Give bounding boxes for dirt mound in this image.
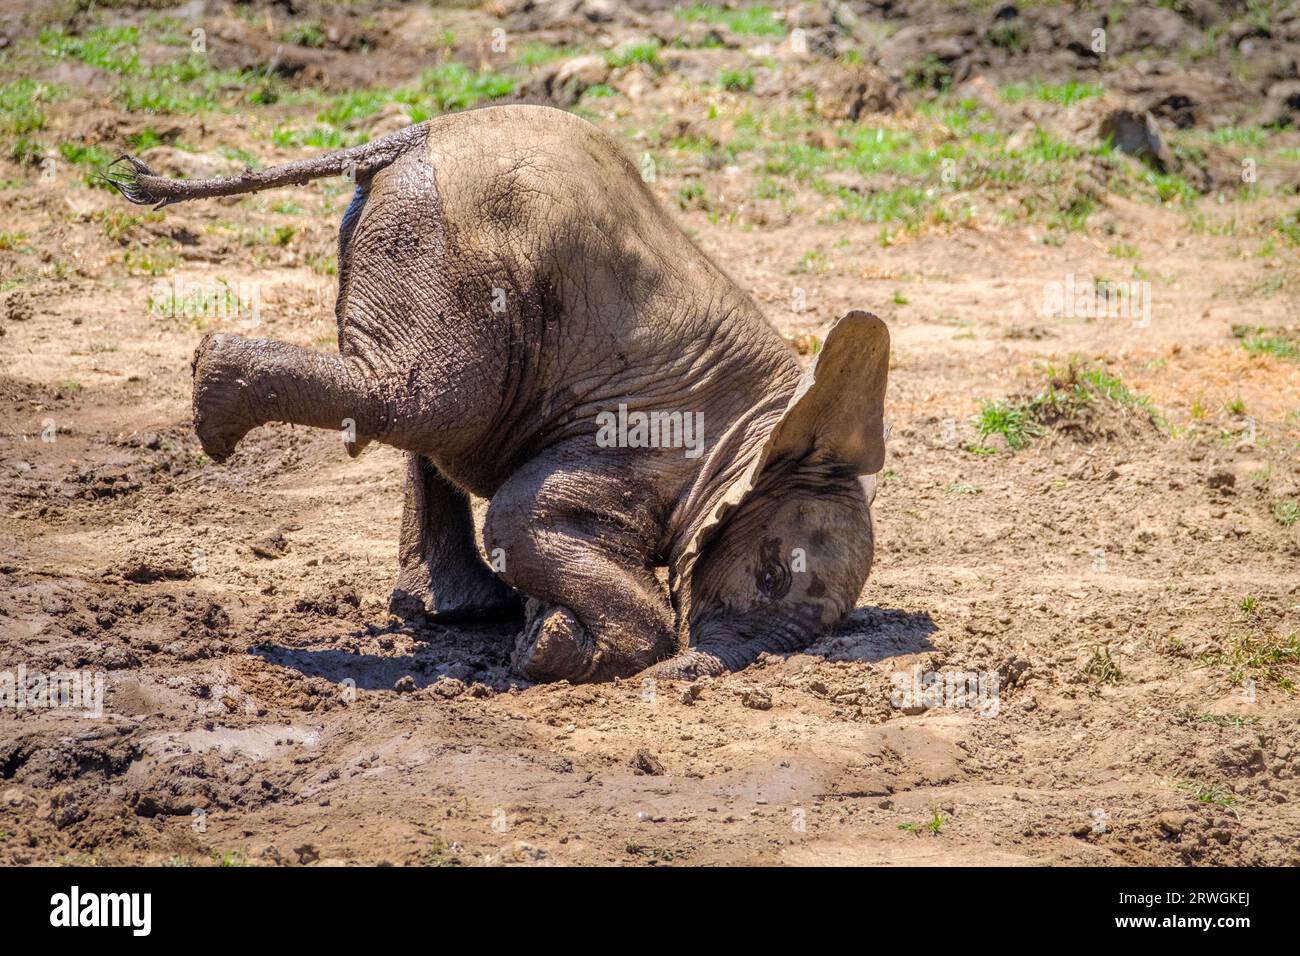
[1028,361,1168,445]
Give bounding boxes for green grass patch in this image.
[986,21,1027,52]
[1177,781,1238,807]
[1201,629,1298,691]
[125,128,171,152]
[898,810,946,836]
[58,141,118,189]
[422,837,462,867]
[677,180,707,210]
[806,100,1120,234]
[973,399,1044,451]
[272,64,517,146]
[1175,708,1260,729]
[419,62,516,113]
[116,55,243,113]
[0,79,63,135]
[33,19,514,122]
[971,359,1164,452]
[1232,324,1300,360]
[1273,209,1300,246]
[1145,170,1198,205]
[210,848,247,867]
[316,89,395,128]
[1072,365,1156,409]
[40,25,141,75]
[58,141,114,167]
[1035,360,1166,429]
[604,39,662,69]
[1017,129,1081,164]
[1209,126,1268,146]
[1001,80,1104,107]
[1083,646,1121,685]
[831,185,934,229]
[514,42,575,68]
[675,4,785,36]
[95,208,160,244]
[283,22,327,49]
[720,68,754,92]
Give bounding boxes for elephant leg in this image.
[190,332,393,462]
[389,453,521,622]
[484,458,677,683]
[501,551,676,684]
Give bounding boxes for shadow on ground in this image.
[250,616,520,690]
[803,606,939,663]
[251,604,937,689]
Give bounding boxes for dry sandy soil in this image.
[1,0,1298,866]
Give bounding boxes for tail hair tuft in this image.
[99,155,176,209]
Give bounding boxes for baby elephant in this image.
[107,105,889,683]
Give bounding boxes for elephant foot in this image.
[512,601,596,683]
[389,563,522,624]
[191,333,255,463]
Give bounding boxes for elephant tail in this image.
[101,122,429,209]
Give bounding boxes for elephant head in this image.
[650,310,890,680]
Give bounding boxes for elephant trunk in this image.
[639,617,809,681]
[639,648,728,681]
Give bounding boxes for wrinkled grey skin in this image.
[107,105,890,683]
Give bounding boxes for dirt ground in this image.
[1,0,1298,866]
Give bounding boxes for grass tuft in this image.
[1083,646,1121,685]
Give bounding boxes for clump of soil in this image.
[1028,360,1168,445]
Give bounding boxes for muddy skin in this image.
[109,104,890,684]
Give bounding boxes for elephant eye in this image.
[757,558,791,599]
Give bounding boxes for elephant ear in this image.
[669,310,890,629]
[760,309,890,475]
